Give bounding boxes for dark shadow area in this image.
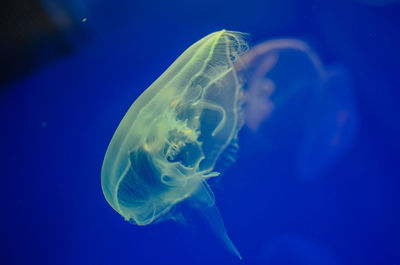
[0,0,90,89]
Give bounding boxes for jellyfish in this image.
[101,30,248,259]
[237,39,358,180]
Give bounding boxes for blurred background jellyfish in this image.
[297,65,358,179]
[238,39,358,180]
[258,235,340,265]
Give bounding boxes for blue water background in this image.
[1,0,399,264]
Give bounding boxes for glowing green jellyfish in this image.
[101,30,248,259]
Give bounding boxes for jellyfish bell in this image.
[101,30,247,259]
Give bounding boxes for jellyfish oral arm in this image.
[198,203,242,260]
[190,180,241,259]
[193,100,227,137]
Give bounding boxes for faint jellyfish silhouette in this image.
[297,65,358,179]
[258,235,340,265]
[237,39,358,180]
[101,30,248,259]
